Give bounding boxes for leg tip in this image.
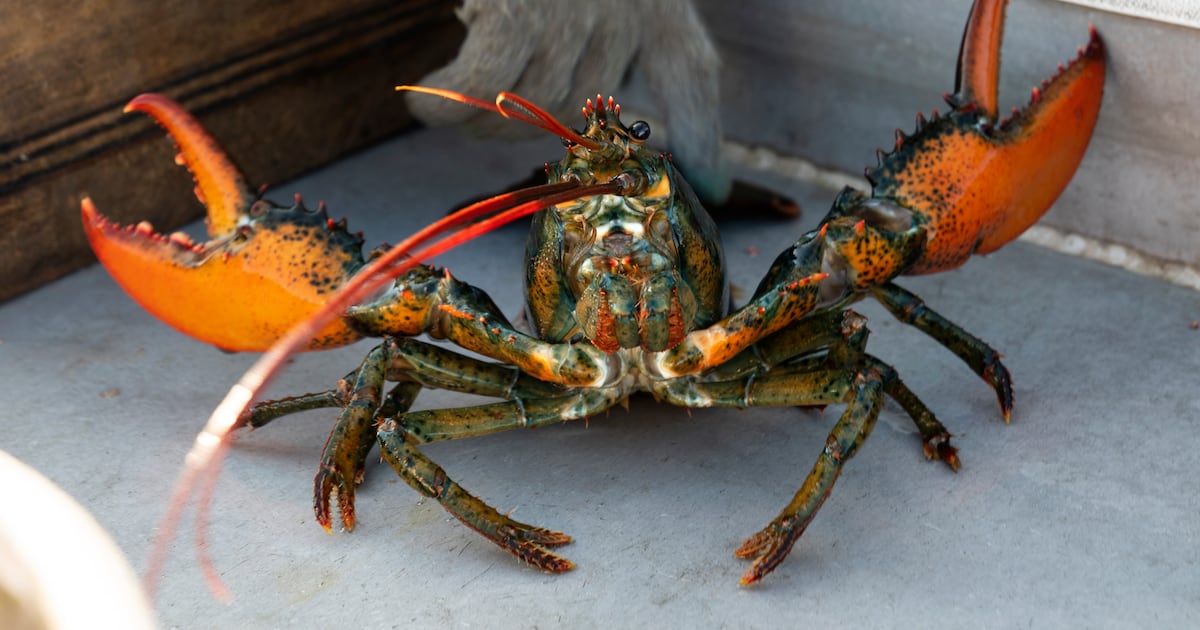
[923,434,961,471]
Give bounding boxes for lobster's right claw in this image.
[82,94,364,352]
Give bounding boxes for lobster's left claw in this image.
[82,94,364,352]
[951,1,1107,257]
[866,0,1106,276]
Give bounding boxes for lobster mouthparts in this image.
[81,94,364,352]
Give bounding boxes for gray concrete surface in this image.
[1,127,1197,628]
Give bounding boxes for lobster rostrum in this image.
[82,0,1104,586]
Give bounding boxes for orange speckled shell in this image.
[82,200,362,352]
[875,30,1105,275]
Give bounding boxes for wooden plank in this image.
[0,0,463,301]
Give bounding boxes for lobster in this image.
[81,0,1104,587]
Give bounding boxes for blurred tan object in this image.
[0,450,155,630]
[405,0,732,204]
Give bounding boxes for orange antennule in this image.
[398,85,602,150]
[494,92,603,150]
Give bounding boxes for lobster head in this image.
[530,96,728,354]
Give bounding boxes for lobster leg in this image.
[653,242,829,377]
[374,391,629,572]
[653,302,971,584]
[371,346,927,576]
[347,264,618,387]
[776,320,962,471]
[654,360,891,584]
[661,298,963,473]
[825,307,959,470]
[872,282,1013,422]
[381,337,568,400]
[285,332,628,570]
[376,425,575,571]
[882,372,961,470]
[241,390,347,430]
[313,346,418,532]
[733,364,886,585]
[661,346,957,473]
[696,309,852,383]
[391,387,626,444]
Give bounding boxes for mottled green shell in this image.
[523,156,726,346]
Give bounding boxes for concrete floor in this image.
[1,127,1198,628]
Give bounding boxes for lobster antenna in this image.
[398,85,603,150]
[146,178,623,600]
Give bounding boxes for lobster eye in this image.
[629,120,651,141]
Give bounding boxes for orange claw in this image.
[124,94,257,237]
[969,23,1106,257]
[954,0,1008,118]
[870,0,1106,275]
[82,95,364,352]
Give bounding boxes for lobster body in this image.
[527,144,727,352]
[81,0,1105,585]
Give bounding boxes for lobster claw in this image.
[865,0,1106,275]
[81,94,364,352]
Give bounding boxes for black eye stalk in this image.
[628,120,651,141]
